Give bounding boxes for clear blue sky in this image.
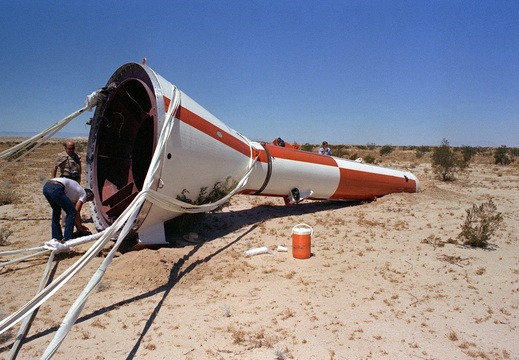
[1,1,518,146]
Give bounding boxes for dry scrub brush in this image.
[0,181,18,205]
[458,199,503,248]
[432,138,467,181]
[0,228,13,246]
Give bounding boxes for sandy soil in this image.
[0,140,518,359]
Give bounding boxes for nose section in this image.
[415,177,421,192]
[404,171,420,193]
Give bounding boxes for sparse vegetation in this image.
[0,137,517,359]
[432,138,466,181]
[458,199,503,248]
[227,325,277,348]
[415,146,431,158]
[144,343,156,350]
[299,143,315,152]
[5,142,37,162]
[176,176,237,211]
[459,145,477,164]
[329,144,349,158]
[421,235,445,249]
[364,154,376,164]
[90,318,107,329]
[0,228,13,246]
[0,183,18,205]
[494,145,513,165]
[447,330,459,342]
[379,145,394,156]
[74,141,87,154]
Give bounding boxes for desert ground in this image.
[0,139,518,360]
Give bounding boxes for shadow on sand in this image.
[166,199,362,246]
[1,199,362,358]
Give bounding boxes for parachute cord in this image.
[1,85,258,358]
[0,107,87,172]
[0,247,51,257]
[0,86,106,171]
[141,93,257,213]
[40,85,257,358]
[7,251,56,360]
[0,250,51,267]
[39,85,184,359]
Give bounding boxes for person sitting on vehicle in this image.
[318,141,332,156]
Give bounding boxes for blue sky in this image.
[1,1,517,146]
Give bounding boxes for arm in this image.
[74,200,90,233]
[52,165,58,178]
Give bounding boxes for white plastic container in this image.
[243,246,272,256]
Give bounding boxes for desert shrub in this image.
[5,142,36,162]
[432,139,465,181]
[421,235,445,249]
[364,154,376,164]
[415,146,431,159]
[330,145,349,158]
[366,143,376,150]
[299,143,315,152]
[476,147,493,157]
[0,228,13,246]
[75,141,87,154]
[494,145,513,165]
[176,176,236,212]
[458,199,503,248]
[459,145,477,164]
[379,145,394,156]
[348,152,359,161]
[0,187,18,205]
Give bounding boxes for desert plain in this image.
[0,139,518,359]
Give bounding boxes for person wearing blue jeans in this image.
[42,178,94,243]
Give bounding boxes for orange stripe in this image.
[263,144,337,166]
[331,168,416,200]
[163,96,171,113]
[176,106,253,158]
[163,95,334,167]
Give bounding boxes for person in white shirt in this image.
[42,178,94,243]
[318,141,332,156]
